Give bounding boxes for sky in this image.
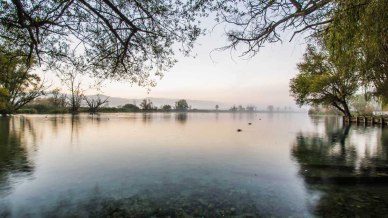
[40,20,308,110]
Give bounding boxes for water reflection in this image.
[142,113,152,124]
[1,113,314,217]
[175,113,187,124]
[0,117,36,196]
[292,116,388,216]
[2,113,388,217]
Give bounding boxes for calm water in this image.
[0,113,388,217]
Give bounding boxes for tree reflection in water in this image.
[175,113,188,124]
[0,116,37,215]
[292,116,388,217]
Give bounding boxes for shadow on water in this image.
[70,115,82,143]
[0,116,36,216]
[49,115,66,136]
[292,116,388,217]
[175,113,187,124]
[142,113,153,124]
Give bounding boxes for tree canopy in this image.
[175,99,189,111]
[0,49,45,115]
[290,44,358,117]
[0,87,8,111]
[1,0,387,106]
[323,0,388,102]
[122,103,140,112]
[215,0,334,56]
[0,0,206,86]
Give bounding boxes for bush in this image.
[16,108,38,114]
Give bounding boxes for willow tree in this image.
[324,0,388,103]
[290,44,359,117]
[0,0,206,86]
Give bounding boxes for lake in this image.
[0,113,388,217]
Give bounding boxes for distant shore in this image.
[10,109,305,115]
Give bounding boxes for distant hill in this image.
[88,95,227,110]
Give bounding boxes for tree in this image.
[175,99,189,111]
[65,75,83,114]
[84,94,109,113]
[0,50,45,115]
[215,104,219,111]
[140,99,154,111]
[122,104,140,112]
[246,105,256,112]
[0,87,8,112]
[0,0,206,85]
[161,104,172,112]
[229,105,237,112]
[57,58,87,114]
[267,105,274,112]
[215,0,335,56]
[215,0,388,103]
[290,44,359,117]
[350,95,375,115]
[238,105,245,112]
[50,88,67,108]
[323,0,388,102]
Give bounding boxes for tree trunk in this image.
[332,102,346,115]
[332,101,351,117]
[341,100,352,117]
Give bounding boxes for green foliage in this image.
[0,87,8,112]
[324,0,388,102]
[350,95,375,115]
[0,50,44,114]
[16,108,38,114]
[290,45,358,116]
[50,88,67,108]
[161,104,172,111]
[0,0,207,86]
[22,97,67,114]
[175,99,189,111]
[122,104,140,112]
[308,105,341,115]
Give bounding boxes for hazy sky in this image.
[40,20,307,110]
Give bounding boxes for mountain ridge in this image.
[87,95,227,110]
